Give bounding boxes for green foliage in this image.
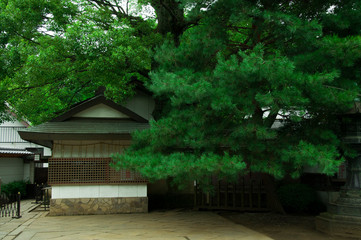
[1,180,27,197]
[277,183,325,214]
[0,0,158,124]
[1,0,361,190]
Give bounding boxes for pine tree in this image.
[112,0,361,188]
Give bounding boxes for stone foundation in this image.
[49,197,148,216]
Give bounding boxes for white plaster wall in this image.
[52,140,131,158]
[73,104,130,119]
[0,158,24,184]
[51,185,147,199]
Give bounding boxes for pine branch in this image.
[324,84,361,96]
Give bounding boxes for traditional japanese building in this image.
[18,86,154,215]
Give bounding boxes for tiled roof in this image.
[17,121,150,148]
[0,148,33,155]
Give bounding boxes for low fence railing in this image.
[34,184,50,211]
[0,192,21,218]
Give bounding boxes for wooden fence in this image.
[194,173,273,212]
[0,192,21,218]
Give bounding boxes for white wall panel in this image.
[99,185,118,198]
[73,104,130,119]
[137,185,147,196]
[51,186,60,198]
[59,186,80,198]
[51,185,147,199]
[78,185,99,198]
[119,185,139,197]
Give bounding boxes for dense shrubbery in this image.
[1,181,28,197]
[277,183,325,214]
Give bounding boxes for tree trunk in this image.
[150,0,186,44]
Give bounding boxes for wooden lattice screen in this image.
[48,158,147,185]
[194,173,269,211]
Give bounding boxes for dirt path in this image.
[220,212,357,240]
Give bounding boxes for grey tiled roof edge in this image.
[0,148,33,155]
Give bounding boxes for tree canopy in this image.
[1,0,361,189]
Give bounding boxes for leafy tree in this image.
[0,0,213,124]
[0,0,160,123]
[1,0,361,189]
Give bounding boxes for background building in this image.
[0,107,51,185]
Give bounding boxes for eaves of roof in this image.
[18,122,150,148]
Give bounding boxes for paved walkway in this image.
[1,200,273,240]
[0,200,44,240]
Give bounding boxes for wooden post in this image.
[13,192,21,219]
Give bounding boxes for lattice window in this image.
[48,158,146,185]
